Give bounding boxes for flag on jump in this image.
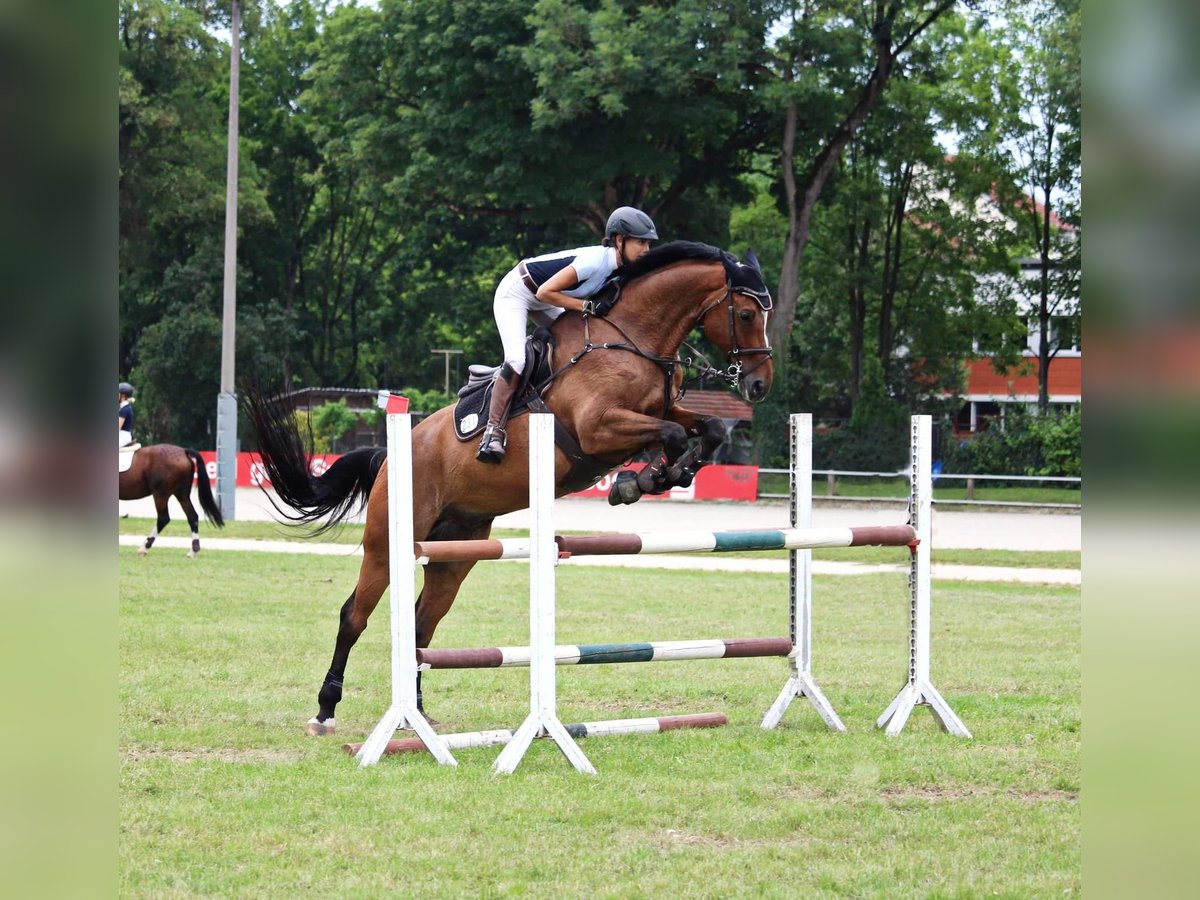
[377,390,410,414]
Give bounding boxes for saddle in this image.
[119,443,142,473]
[453,327,557,440]
[453,327,601,483]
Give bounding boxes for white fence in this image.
[758,468,1081,507]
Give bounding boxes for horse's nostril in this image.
[749,380,765,400]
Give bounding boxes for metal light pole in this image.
[216,0,241,520]
[430,348,463,395]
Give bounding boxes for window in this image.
[1051,315,1081,352]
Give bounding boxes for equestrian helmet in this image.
[119,382,135,397]
[605,206,658,241]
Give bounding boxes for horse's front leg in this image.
[663,408,727,488]
[580,410,689,505]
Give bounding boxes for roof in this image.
[679,389,754,423]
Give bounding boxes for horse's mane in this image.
[612,240,724,284]
[611,240,772,307]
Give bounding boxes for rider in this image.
[119,382,135,448]
[477,206,658,463]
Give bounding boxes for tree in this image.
[765,0,964,353]
[119,0,272,441]
[949,0,1080,414]
[522,0,774,236]
[1003,0,1080,413]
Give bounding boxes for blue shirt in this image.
[119,400,134,435]
[521,245,617,299]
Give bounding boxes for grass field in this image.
[119,547,1080,896]
[757,473,1081,506]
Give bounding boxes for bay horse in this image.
[242,241,774,735]
[119,444,225,556]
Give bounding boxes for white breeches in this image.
[493,268,565,374]
[119,430,133,448]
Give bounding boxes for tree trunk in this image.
[769,0,958,356]
[771,38,897,351]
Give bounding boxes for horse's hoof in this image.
[136,548,148,558]
[608,471,642,505]
[306,717,335,736]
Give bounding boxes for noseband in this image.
[694,281,774,388]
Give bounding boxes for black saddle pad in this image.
[453,328,556,440]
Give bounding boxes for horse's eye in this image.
[738,309,754,323]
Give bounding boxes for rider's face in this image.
[618,237,653,264]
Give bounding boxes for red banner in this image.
[198,453,758,502]
[567,462,758,501]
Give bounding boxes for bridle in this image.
[540,276,773,414]
[690,280,774,389]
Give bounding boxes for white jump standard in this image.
[353,406,970,773]
[876,416,972,737]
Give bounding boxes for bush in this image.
[1030,408,1081,476]
[813,422,910,472]
[307,400,359,454]
[941,406,1081,477]
[404,388,455,414]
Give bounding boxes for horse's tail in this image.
[185,448,225,528]
[240,383,386,534]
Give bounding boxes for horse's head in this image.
[697,250,775,403]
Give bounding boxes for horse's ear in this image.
[745,248,763,275]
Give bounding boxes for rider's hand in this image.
[581,299,597,317]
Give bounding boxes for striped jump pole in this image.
[876,416,972,738]
[417,637,794,669]
[342,712,728,758]
[414,524,916,564]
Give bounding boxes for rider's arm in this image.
[535,266,589,313]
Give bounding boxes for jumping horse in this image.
[119,444,225,556]
[242,241,775,735]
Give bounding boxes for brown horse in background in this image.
[119,444,225,556]
[242,241,774,735]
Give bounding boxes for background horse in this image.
[119,444,225,556]
[242,241,774,735]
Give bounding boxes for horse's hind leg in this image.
[138,493,171,557]
[309,548,389,736]
[413,518,492,717]
[175,492,202,557]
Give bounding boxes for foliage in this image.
[1029,405,1081,476]
[305,400,359,453]
[403,388,456,415]
[941,405,1081,477]
[118,0,1082,453]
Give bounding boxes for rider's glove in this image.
[581,299,597,317]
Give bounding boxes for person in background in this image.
[119,382,135,448]
[477,206,658,463]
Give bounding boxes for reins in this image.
[539,314,681,416]
[538,277,773,416]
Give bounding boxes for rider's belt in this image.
[517,261,538,294]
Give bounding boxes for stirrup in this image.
[476,424,508,462]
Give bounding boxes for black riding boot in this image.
[476,364,520,463]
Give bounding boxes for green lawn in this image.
[757,472,1081,505]
[120,548,1080,895]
